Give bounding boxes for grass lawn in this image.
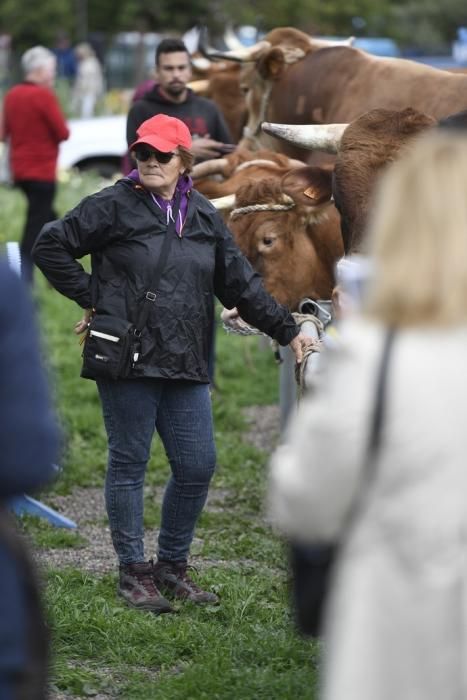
[0,175,319,699]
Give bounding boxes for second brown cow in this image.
[212,165,343,310]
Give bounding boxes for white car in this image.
[0,115,127,184]
[58,115,128,177]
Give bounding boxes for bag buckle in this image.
[146,291,157,301]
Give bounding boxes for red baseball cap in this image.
[130,114,192,152]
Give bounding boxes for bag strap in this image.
[133,193,181,334]
[364,326,395,469]
[343,326,396,529]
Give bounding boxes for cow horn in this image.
[308,35,355,49]
[287,158,308,168]
[210,194,236,210]
[192,158,229,179]
[199,36,271,63]
[223,26,246,51]
[182,25,202,55]
[187,79,210,93]
[190,56,212,72]
[261,122,348,153]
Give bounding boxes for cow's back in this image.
[268,47,467,128]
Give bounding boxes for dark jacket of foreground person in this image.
[0,258,60,699]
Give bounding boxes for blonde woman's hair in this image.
[74,42,96,60]
[364,131,467,327]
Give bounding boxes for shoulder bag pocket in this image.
[81,315,134,380]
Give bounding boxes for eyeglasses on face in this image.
[134,147,178,164]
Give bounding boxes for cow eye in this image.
[262,236,274,247]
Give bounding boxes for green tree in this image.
[0,0,74,51]
[3,0,467,56]
[388,0,467,50]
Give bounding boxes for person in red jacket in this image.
[1,46,69,282]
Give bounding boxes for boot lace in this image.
[133,561,160,595]
[178,564,203,594]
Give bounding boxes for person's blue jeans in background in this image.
[96,378,216,565]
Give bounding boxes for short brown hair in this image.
[178,146,194,173]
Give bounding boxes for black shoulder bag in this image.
[81,195,180,380]
[290,327,395,637]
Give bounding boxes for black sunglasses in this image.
[134,147,177,164]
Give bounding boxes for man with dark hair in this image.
[126,37,232,162]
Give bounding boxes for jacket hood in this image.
[127,170,193,194]
[126,171,193,234]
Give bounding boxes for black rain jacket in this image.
[32,178,299,383]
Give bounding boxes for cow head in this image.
[334,109,436,251]
[200,27,353,153]
[238,31,353,153]
[223,166,344,309]
[263,108,437,253]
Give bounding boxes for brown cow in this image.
[214,166,343,310]
[203,64,245,143]
[263,108,439,253]
[189,59,246,143]
[206,27,467,163]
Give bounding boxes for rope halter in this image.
[230,194,295,220]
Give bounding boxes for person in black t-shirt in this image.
[126,38,232,163]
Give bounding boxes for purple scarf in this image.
[128,170,192,236]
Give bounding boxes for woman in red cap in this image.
[33,113,312,613]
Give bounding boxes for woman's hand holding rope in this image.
[289,332,320,365]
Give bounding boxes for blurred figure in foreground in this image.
[269,131,467,700]
[71,42,104,118]
[1,46,69,282]
[0,258,60,698]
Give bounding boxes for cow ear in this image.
[257,47,286,80]
[281,167,334,208]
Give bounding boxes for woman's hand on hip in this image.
[74,308,93,335]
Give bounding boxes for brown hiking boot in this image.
[153,560,219,605]
[118,561,173,613]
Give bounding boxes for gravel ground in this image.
[37,404,280,575]
[242,404,280,453]
[37,404,280,699]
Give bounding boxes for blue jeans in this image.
[96,378,216,565]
